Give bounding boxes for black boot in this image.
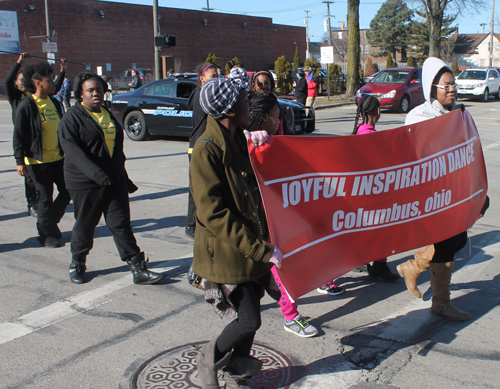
[196,338,232,389]
[126,252,166,285]
[69,256,87,284]
[368,261,399,281]
[223,355,263,389]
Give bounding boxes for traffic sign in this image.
[42,42,57,53]
[321,46,334,64]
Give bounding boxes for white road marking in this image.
[483,141,500,151]
[0,256,191,345]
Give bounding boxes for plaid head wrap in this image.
[200,67,250,119]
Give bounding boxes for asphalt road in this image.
[0,99,499,389]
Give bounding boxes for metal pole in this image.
[153,0,161,80]
[305,10,310,60]
[490,0,495,67]
[45,0,51,42]
[323,1,333,46]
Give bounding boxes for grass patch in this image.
[315,94,355,106]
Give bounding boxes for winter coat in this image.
[57,102,127,190]
[189,115,274,284]
[405,58,455,125]
[294,77,308,103]
[307,74,318,97]
[129,74,142,90]
[13,95,64,166]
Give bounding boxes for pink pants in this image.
[271,266,299,321]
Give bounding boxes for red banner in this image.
[248,110,488,300]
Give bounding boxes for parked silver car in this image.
[456,68,500,101]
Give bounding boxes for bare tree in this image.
[413,0,485,57]
[347,0,360,96]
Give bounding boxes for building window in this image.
[365,45,369,54]
[360,45,363,54]
[338,31,342,39]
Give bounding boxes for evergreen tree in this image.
[225,57,242,75]
[407,15,457,56]
[293,47,301,69]
[367,0,413,59]
[407,56,415,67]
[275,56,293,95]
[415,0,479,57]
[304,58,320,75]
[386,54,395,68]
[418,57,424,66]
[451,59,460,76]
[206,53,221,69]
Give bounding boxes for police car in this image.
[111,75,314,141]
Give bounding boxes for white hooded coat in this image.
[405,57,455,125]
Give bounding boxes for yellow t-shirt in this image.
[25,96,62,165]
[82,103,116,157]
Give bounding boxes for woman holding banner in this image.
[190,67,282,388]
[401,57,471,321]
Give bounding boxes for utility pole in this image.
[305,10,310,60]
[323,1,334,46]
[45,0,51,42]
[153,0,161,80]
[490,0,495,67]
[202,1,214,11]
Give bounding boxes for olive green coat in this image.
[190,115,274,284]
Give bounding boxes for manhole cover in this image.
[133,341,294,389]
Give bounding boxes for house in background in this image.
[453,32,500,68]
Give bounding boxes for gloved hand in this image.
[243,130,268,146]
[268,246,283,268]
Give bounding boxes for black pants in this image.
[216,282,263,357]
[432,231,468,263]
[69,178,140,261]
[25,173,38,207]
[28,159,71,238]
[186,153,196,229]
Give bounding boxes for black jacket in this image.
[57,103,127,190]
[187,86,208,149]
[294,77,308,102]
[5,62,65,124]
[13,95,64,166]
[129,74,142,90]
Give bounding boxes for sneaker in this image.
[317,282,344,296]
[284,315,318,338]
[44,236,60,248]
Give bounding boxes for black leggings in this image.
[432,231,467,263]
[216,282,263,357]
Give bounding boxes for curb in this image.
[315,102,356,110]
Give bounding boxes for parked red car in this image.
[356,67,424,113]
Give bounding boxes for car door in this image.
[167,80,197,136]
[139,80,177,134]
[488,69,500,95]
[407,69,424,106]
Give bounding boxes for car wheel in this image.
[124,111,149,141]
[495,88,500,100]
[481,89,489,102]
[398,95,410,113]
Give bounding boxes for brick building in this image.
[1,0,306,85]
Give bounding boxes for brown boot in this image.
[223,354,263,389]
[196,338,232,389]
[430,262,471,321]
[396,245,435,298]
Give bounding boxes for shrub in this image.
[275,56,293,95]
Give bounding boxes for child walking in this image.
[248,92,319,338]
[351,95,399,281]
